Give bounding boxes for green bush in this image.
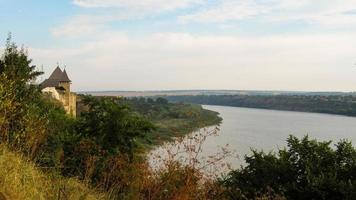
[221,135,356,200]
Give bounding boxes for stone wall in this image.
[68,92,77,118]
[41,87,77,118]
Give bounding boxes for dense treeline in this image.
[165,95,356,116]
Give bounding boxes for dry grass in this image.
[0,144,106,200]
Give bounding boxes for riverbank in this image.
[165,94,356,117]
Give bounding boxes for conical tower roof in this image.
[61,69,71,82]
[40,66,71,89]
[48,66,63,80]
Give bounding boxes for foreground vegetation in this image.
[166,95,356,117]
[221,135,356,200]
[1,36,355,199]
[0,36,224,199]
[0,145,105,200]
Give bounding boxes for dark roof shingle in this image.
[48,66,63,80]
[61,69,71,82]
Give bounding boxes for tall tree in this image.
[0,34,44,153]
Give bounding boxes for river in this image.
[149,105,356,173]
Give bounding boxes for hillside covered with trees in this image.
[122,97,222,147]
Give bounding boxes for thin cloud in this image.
[72,0,204,13]
[54,0,204,37]
[179,0,268,23]
[179,0,356,26]
[43,1,356,91]
[33,32,356,91]
[51,15,102,37]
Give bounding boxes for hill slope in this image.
[0,145,105,200]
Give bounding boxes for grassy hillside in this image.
[0,145,105,200]
[148,103,221,144]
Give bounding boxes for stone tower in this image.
[40,66,77,117]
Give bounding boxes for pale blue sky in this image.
[1,0,356,91]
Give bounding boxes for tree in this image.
[61,96,155,186]
[156,97,169,105]
[0,35,76,164]
[0,34,42,84]
[75,96,155,157]
[0,34,45,153]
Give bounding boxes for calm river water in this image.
[150,105,356,172]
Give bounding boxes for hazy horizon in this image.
[2,1,356,92]
[79,89,356,95]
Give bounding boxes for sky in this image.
[1,0,356,92]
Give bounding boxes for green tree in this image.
[75,96,154,157]
[0,34,75,164]
[61,96,155,187]
[0,34,44,152]
[156,97,169,105]
[0,34,42,84]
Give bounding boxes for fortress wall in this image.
[41,87,77,118]
[42,87,61,100]
[69,93,77,118]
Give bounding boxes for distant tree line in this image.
[165,95,356,116]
